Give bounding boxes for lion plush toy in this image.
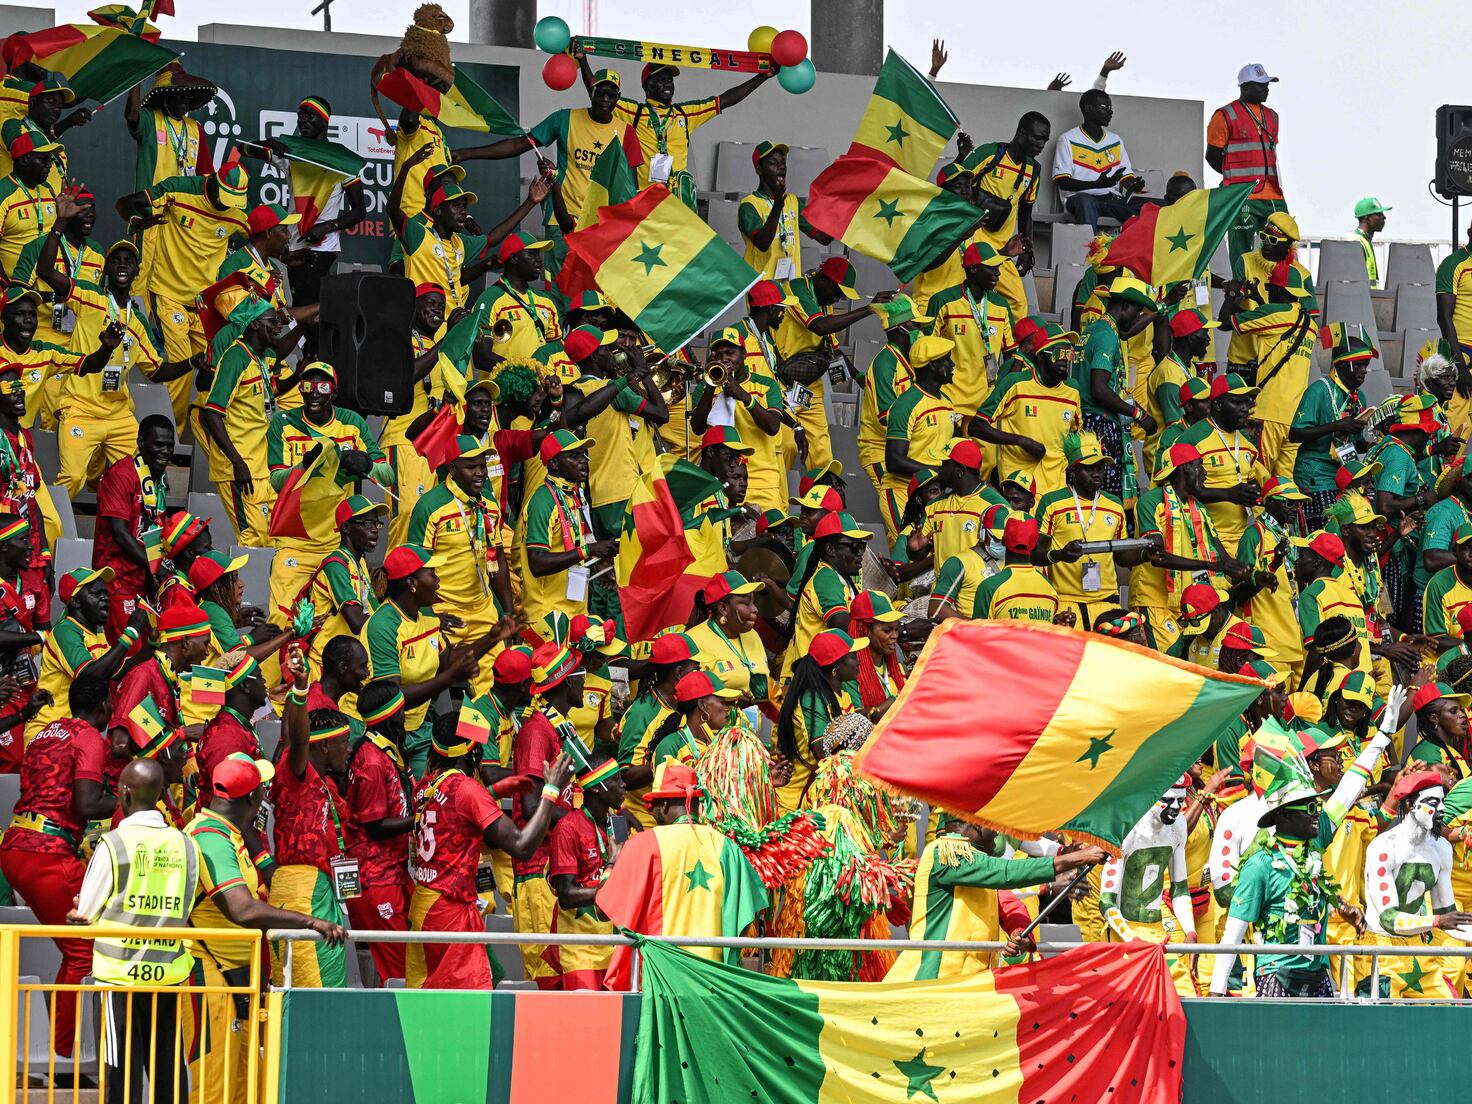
[392,4,455,90]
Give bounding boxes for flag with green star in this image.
[1100,182,1255,286]
[848,48,959,180]
[853,619,1265,853]
[630,936,1186,1103]
[804,155,984,283]
[594,819,767,990]
[558,185,760,354]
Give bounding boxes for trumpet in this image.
[703,360,749,388]
[651,361,687,396]
[490,318,515,344]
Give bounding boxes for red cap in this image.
[641,62,676,83]
[1002,516,1039,554]
[383,545,432,581]
[1458,603,1472,637]
[1389,769,1447,804]
[564,326,611,362]
[747,280,787,308]
[650,633,704,665]
[415,282,445,299]
[491,645,534,684]
[1334,466,1355,491]
[945,439,983,470]
[157,601,211,639]
[1307,532,1346,565]
[808,629,865,667]
[496,233,537,264]
[212,756,272,799]
[1170,310,1211,338]
[1180,582,1221,618]
[1012,317,1042,349]
[246,204,292,236]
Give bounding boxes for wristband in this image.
[540,783,561,802]
[288,687,309,705]
[118,625,139,646]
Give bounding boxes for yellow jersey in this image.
[142,176,248,302]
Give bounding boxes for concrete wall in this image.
[1,3,53,31]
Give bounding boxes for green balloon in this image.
[534,16,572,54]
[777,58,816,94]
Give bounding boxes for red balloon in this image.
[542,53,578,91]
[770,29,808,68]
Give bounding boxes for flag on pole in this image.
[190,665,228,707]
[1100,183,1255,286]
[577,133,640,231]
[268,441,341,541]
[854,619,1266,853]
[558,187,760,354]
[455,695,495,744]
[270,134,368,235]
[804,155,984,283]
[616,464,697,641]
[125,694,175,754]
[375,64,521,134]
[847,48,959,180]
[411,403,460,469]
[141,525,163,574]
[11,24,178,104]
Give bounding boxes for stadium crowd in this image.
[5,15,1472,1090]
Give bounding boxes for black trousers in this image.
[102,987,184,1104]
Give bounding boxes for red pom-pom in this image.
[770,29,808,68]
[542,54,578,91]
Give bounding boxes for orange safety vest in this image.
[1216,101,1280,189]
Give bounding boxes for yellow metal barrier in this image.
[1,926,275,1104]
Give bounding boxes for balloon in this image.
[777,58,816,95]
[770,30,808,68]
[542,54,578,91]
[747,25,778,54]
[533,16,572,54]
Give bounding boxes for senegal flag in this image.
[12,24,177,104]
[271,134,368,235]
[855,620,1265,853]
[190,665,228,708]
[376,65,521,135]
[596,820,766,990]
[268,439,340,542]
[125,694,171,754]
[632,938,1184,1104]
[847,48,959,180]
[577,132,640,231]
[1101,183,1254,286]
[617,465,696,642]
[559,187,761,355]
[805,156,984,283]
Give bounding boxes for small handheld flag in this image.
[126,694,174,754]
[190,665,228,707]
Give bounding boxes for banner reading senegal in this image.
[855,620,1265,852]
[572,34,775,74]
[633,938,1185,1104]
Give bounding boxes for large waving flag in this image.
[268,441,340,542]
[847,48,960,180]
[1101,183,1254,286]
[617,464,697,642]
[11,25,178,104]
[558,187,761,354]
[270,134,368,235]
[804,155,984,283]
[87,4,163,40]
[855,620,1265,853]
[577,133,640,231]
[596,820,767,990]
[376,64,521,135]
[632,939,1183,1104]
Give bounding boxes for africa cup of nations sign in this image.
[64,40,520,266]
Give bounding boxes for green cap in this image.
[1354,197,1391,218]
[870,294,931,329]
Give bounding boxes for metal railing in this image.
[1,926,269,1104]
[267,927,1472,1003]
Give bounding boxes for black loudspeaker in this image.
[1435,105,1472,199]
[318,272,416,415]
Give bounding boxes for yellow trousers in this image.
[215,479,274,547]
[1256,419,1299,481]
[268,542,329,622]
[1365,930,1454,998]
[791,377,832,471]
[512,874,559,986]
[187,957,253,1104]
[1074,866,1107,943]
[58,407,135,495]
[1109,919,1200,996]
[442,594,504,696]
[154,294,205,429]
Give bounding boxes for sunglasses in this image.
[299,379,334,396]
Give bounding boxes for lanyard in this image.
[744,316,779,373]
[582,808,612,868]
[451,494,492,596]
[963,287,994,348]
[59,237,82,283]
[644,102,679,154]
[429,226,460,296]
[163,115,193,175]
[324,779,347,856]
[710,619,756,673]
[106,294,133,367]
[495,280,547,340]
[1211,420,1243,472]
[545,477,590,553]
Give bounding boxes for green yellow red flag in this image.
[375,65,521,134]
[631,937,1184,1104]
[1100,183,1254,286]
[455,695,495,744]
[847,48,959,180]
[854,620,1265,853]
[125,693,175,755]
[267,439,340,542]
[616,463,697,641]
[12,24,177,104]
[577,132,641,231]
[190,665,228,708]
[804,155,983,283]
[268,135,368,235]
[558,186,760,354]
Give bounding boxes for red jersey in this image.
[306,682,339,712]
[0,572,42,762]
[510,708,574,877]
[197,708,259,796]
[95,457,168,596]
[345,736,411,890]
[0,425,49,569]
[106,656,181,784]
[547,809,609,887]
[410,768,501,903]
[2,718,106,855]
[270,759,348,872]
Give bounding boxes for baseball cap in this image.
[157,601,212,642]
[1338,491,1385,526]
[415,283,445,299]
[1179,376,1213,403]
[1222,620,1268,653]
[1334,458,1380,490]
[383,544,432,581]
[1170,309,1220,339]
[1102,276,1156,310]
[1333,670,1377,708]
[496,233,552,264]
[540,428,593,463]
[1032,322,1080,356]
[812,511,870,540]
[569,290,611,315]
[908,334,954,368]
[1454,522,1472,547]
[708,325,745,350]
[704,570,761,604]
[187,549,249,591]
[212,753,275,799]
[247,203,301,236]
[214,162,250,209]
[1211,372,1259,398]
[564,324,617,362]
[817,256,860,299]
[1412,681,1472,712]
[850,590,904,624]
[700,426,753,454]
[1000,469,1037,496]
[491,644,534,685]
[943,438,984,471]
[452,434,496,461]
[1305,530,1346,565]
[870,293,932,328]
[1178,583,1223,634]
[790,485,844,511]
[427,180,478,210]
[336,493,388,528]
[1154,442,1202,479]
[1062,430,1111,466]
[1236,63,1279,85]
[6,128,60,160]
[1002,516,1040,554]
[935,161,970,188]
[808,629,868,667]
[641,62,678,83]
[962,241,1006,268]
[797,460,844,495]
[1261,476,1307,502]
[590,67,621,88]
[58,566,114,604]
[1354,197,1391,219]
[2,286,41,310]
[675,670,740,704]
[748,280,798,309]
[752,139,788,168]
[649,632,710,665]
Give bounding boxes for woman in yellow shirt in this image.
[685,570,770,711]
[774,630,863,814]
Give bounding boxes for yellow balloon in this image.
[748,25,778,54]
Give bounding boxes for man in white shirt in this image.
[1052,90,1149,229]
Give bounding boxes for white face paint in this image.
[1155,788,1189,826]
[1411,791,1446,833]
